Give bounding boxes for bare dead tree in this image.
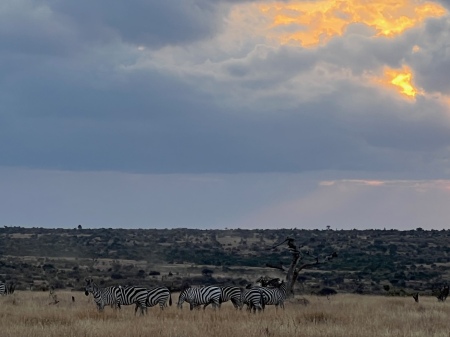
[265,236,337,297]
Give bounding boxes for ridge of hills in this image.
[1,226,449,295]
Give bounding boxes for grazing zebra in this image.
[177,286,221,310]
[195,286,243,310]
[240,288,265,313]
[251,278,287,310]
[145,286,172,310]
[117,286,148,315]
[84,278,121,311]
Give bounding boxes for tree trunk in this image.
[266,237,337,298]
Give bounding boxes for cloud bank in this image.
[1,0,450,229]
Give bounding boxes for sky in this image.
[1,0,450,230]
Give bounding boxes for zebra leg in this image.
[231,298,240,309]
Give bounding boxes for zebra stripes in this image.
[241,288,265,313]
[117,286,148,315]
[177,286,221,310]
[84,278,121,311]
[193,286,243,310]
[0,282,15,296]
[145,286,172,310]
[84,279,173,314]
[251,278,287,310]
[83,278,287,315]
[0,282,7,296]
[219,286,242,309]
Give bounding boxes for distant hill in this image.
[1,226,449,296]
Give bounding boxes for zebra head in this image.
[84,278,95,296]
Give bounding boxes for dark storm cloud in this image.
[2,70,449,175]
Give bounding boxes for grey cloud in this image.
[51,0,226,48]
[438,0,450,9]
[320,24,421,75]
[0,0,230,59]
[0,1,80,57]
[409,17,450,94]
[2,70,449,176]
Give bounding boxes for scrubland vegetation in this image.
[2,227,450,295]
[1,291,449,337]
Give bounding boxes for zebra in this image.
[194,286,243,310]
[240,287,265,313]
[145,286,172,310]
[84,278,121,311]
[117,285,148,315]
[0,282,15,296]
[177,286,221,310]
[251,277,287,310]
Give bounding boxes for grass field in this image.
[0,291,449,337]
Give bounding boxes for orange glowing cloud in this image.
[258,0,446,47]
[381,66,422,98]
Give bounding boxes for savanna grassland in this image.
[1,291,449,337]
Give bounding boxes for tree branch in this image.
[266,263,288,272]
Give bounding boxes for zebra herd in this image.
[84,277,287,314]
[84,278,172,314]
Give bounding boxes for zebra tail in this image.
[259,289,265,311]
[169,292,172,306]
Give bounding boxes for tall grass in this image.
[1,291,449,337]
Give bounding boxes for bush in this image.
[111,273,123,280]
[317,287,337,296]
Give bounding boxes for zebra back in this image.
[145,286,172,310]
[219,286,242,308]
[118,286,148,315]
[241,288,265,313]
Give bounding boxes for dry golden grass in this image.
[1,291,449,337]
